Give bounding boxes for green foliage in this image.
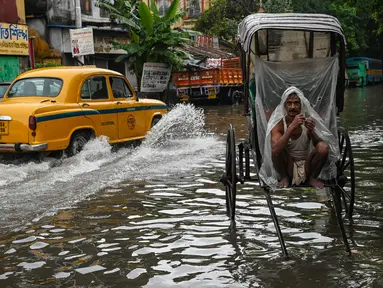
[263,0,292,13]
[97,0,140,29]
[371,0,383,35]
[195,0,249,42]
[23,62,62,72]
[35,62,62,68]
[97,0,192,91]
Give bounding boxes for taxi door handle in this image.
[116,101,123,105]
[82,103,90,107]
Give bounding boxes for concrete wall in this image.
[81,0,111,24]
[26,0,110,25]
[47,0,75,25]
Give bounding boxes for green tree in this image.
[98,0,192,90]
[195,0,292,41]
[372,0,383,35]
[263,0,292,13]
[195,0,254,42]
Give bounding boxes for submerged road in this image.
[0,85,383,287]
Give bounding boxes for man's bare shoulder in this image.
[271,119,284,134]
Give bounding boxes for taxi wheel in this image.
[67,131,90,156]
[151,117,161,129]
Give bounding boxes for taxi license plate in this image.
[208,94,217,99]
[0,121,9,135]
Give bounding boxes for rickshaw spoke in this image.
[224,124,237,220]
[340,189,349,215]
[339,161,350,175]
[331,186,351,254]
[341,144,348,170]
[337,127,356,220]
[338,185,351,200]
[339,135,345,154]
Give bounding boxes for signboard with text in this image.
[69,27,94,57]
[0,23,29,56]
[140,62,171,93]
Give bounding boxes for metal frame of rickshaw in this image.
[221,14,356,259]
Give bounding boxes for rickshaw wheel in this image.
[225,125,237,220]
[337,127,355,220]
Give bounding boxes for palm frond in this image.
[138,2,154,35]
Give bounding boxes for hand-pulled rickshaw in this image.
[220,13,355,258]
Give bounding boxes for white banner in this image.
[69,27,94,57]
[140,62,171,92]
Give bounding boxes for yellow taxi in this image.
[0,66,167,157]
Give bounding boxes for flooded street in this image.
[1,85,383,287]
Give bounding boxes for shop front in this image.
[0,22,29,82]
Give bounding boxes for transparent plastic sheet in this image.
[254,56,341,189]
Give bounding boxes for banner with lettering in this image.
[0,23,29,56]
[69,28,94,57]
[140,62,171,93]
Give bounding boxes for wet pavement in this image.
[1,85,383,287]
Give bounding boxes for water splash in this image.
[143,103,206,148]
[0,104,223,229]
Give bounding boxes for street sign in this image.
[69,27,94,57]
[140,62,171,93]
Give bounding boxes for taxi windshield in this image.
[7,77,63,97]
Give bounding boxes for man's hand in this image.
[304,117,316,134]
[288,114,305,131]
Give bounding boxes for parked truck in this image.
[172,58,243,104]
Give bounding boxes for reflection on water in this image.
[1,86,383,287]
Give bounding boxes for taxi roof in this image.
[17,66,123,80]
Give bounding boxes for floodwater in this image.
[0,85,383,287]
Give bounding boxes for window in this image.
[81,76,109,100]
[369,61,382,70]
[100,7,109,18]
[7,78,63,97]
[157,0,170,16]
[188,0,201,18]
[109,77,133,99]
[81,0,92,15]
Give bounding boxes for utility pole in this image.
[75,0,84,65]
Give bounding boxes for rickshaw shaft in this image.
[265,188,289,258]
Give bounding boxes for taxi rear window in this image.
[7,77,63,97]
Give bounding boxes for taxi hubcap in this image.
[73,136,87,154]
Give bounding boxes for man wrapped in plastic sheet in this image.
[253,55,341,190]
[260,86,340,190]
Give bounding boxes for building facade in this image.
[24,0,211,88]
[0,0,29,82]
[25,0,135,81]
[142,0,211,27]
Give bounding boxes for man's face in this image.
[284,94,301,117]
